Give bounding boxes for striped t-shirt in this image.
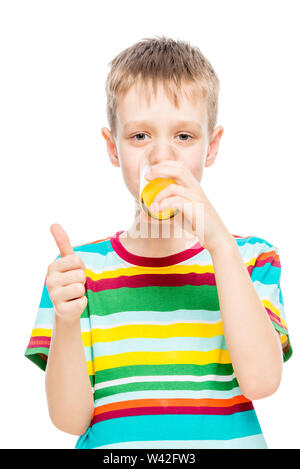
[24,230,292,449]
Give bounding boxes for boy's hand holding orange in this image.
[145,160,233,253]
[46,223,87,322]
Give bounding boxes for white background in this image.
[0,0,299,449]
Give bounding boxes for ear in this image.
[205,126,224,168]
[101,127,120,168]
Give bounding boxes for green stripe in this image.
[270,322,293,363]
[85,285,220,317]
[283,344,293,363]
[24,348,48,371]
[95,363,234,384]
[271,322,289,336]
[94,378,239,400]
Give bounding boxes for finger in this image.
[148,183,189,209]
[59,268,86,286]
[56,283,86,302]
[55,296,87,316]
[158,196,202,235]
[50,223,74,258]
[155,195,190,214]
[54,254,85,273]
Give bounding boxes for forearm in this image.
[45,315,94,435]
[209,236,283,400]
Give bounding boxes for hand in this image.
[145,160,233,253]
[46,223,87,322]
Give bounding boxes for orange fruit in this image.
[140,177,180,220]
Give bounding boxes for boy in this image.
[24,36,292,449]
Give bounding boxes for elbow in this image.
[45,384,94,436]
[240,355,283,401]
[47,401,94,436]
[242,376,282,401]
[50,415,91,436]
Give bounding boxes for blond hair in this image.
[105,35,220,139]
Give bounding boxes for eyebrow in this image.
[123,120,202,133]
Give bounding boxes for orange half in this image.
[140,178,180,220]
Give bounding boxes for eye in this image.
[132,133,149,142]
[177,133,192,141]
[131,132,193,142]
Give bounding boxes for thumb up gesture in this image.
[46,223,87,322]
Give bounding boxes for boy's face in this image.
[101,81,223,204]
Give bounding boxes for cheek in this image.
[118,143,137,175]
[195,166,204,183]
[121,160,136,183]
[116,140,143,198]
[187,151,205,182]
[119,157,141,197]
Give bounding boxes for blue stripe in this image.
[90,309,222,325]
[94,388,243,408]
[93,336,227,356]
[97,433,267,449]
[84,346,92,362]
[253,280,279,297]
[279,287,284,304]
[74,239,113,254]
[54,239,113,256]
[39,285,53,309]
[235,236,274,249]
[251,262,281,284]
[33,307,54,324]
[76,411,263,448]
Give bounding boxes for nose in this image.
[145,143,183,167]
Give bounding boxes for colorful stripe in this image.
[96,433,268,449]
[25,230,292,449]
[75,412,265,448]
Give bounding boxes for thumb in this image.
[50,223,74,258]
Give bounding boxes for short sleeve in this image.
[250,245,292,363]
[24,254,95,390]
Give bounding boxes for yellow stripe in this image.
[247,257,258,269]
[82,331,92,347]
[86,263,215,280]
[31,328,52,337]
[86,360,95,377]
[262,299,288,329]
[281,334,288,345]
[94,349,231,372]
[91,322,224,343]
